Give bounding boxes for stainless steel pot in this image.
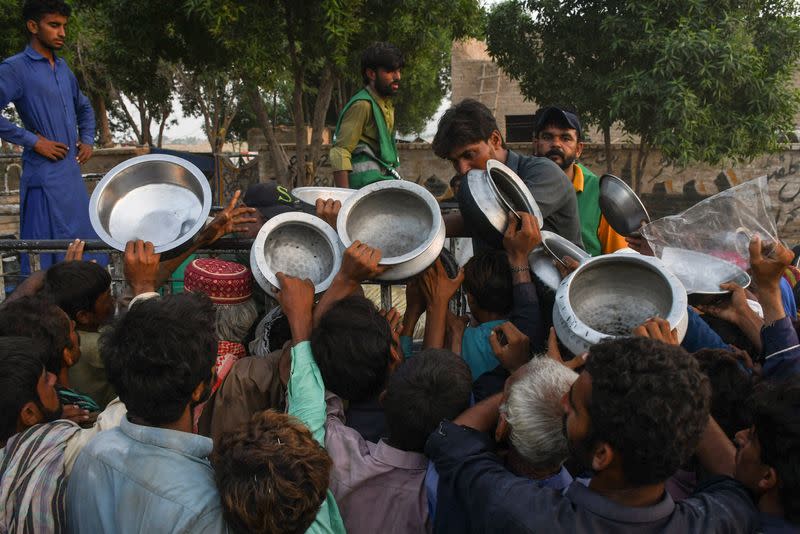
[553,254,689,355]
[337,180,445,281]
[250,212,342,298]
[89,154,212,253]
[528,247,562,291]
[458,159,543,247]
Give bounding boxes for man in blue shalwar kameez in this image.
[0,0,101,271]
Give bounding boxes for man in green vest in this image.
[331,42,404,189]
[533,106,626,256]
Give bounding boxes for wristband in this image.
[510,265,529,273]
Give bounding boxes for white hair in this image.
[503,357,578,471]
[215,298,259,343]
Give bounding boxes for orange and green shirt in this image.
[573,163,627,256]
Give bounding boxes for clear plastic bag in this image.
[640,176,776,292]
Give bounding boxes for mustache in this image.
[546,148,565,159]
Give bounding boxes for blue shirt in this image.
[66,416,229,533]
[0,45,97,267]
[426,421,759,533]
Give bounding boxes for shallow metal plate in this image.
[599,174,650,237]
[292,187,354,205]
[660,247,751,294]
[89,154,211,253]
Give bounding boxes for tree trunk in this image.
[94,94,113,148]
[308,65,336,185]
[247,86,292,186]
[157,112,169,148]
[602,124,613,174]
[108,84,142,144]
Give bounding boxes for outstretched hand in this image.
[124,240,160,296]
[338,240,387,283]
[503,211,541,264]
[275,272,315,344]
[200,190,259,244]
[316,198,342,230]
[420,259,465,309]
[546,327,587,370]
[632,316,678,345]
[489,321,531,373]
[749,235,793,290]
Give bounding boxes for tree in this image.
[487,0,800,191]
[176,67,242,154]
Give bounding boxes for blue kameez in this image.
[0,45,101,270]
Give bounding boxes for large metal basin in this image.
[553,254,688,355]
[337,180,444,281]
[89,154,211,253]
[599,174,651,237]
[541,230,590,266]
[250,212,342,297]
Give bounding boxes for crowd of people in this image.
[0,196,798,533]
[1,1,800,533]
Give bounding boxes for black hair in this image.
[463,250,513,315]
[44,261,111,321]
[22,0,71,23]
[310,296,391,402]
[585,337,710,486]
[0,296,72,374]
[432,99,503,159]
[101,293,217,426]
[694,349,754,440]
[383,349,472,452]
[361,42,404,84]
[749,378,800,523]
[0,337,48,443]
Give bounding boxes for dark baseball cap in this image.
[534,107,582,139]
[242,182,315,219]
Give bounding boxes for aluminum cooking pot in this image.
[89,154,212,253]
[553,254,688,355]
[250,212,342,298]
[458,159,543,247]
[337,180,445,281]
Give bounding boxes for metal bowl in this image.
[660,247,751,295]
[553,254,688,355]
[89,154,211,253]
[459,159,543,246]
[337,180,444,281]
[292,187,354,205]
[599,174,651,237]
[541,230,590,267]
[250,212,342,298]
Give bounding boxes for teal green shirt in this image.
[461,320,507,380]
[288,341,347,534]
[287,341,347,534]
